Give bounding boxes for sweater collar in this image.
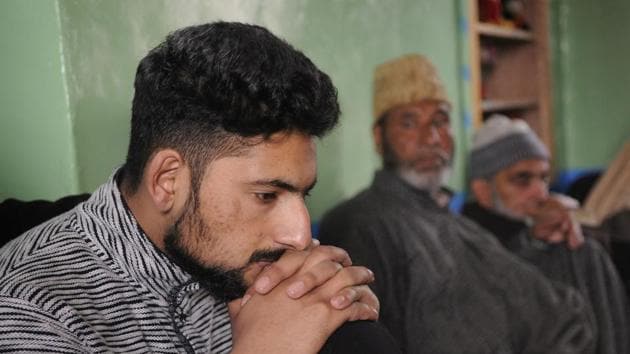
[461,201,528,241]
[77,169,196,301]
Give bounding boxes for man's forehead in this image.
[397,99,451,113]
[506,159,550,174]
[205,131,317,177]
[218,131,316,156]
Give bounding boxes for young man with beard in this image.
[462,115,629,354]
[318,54,594,353]
[0,22,387,353]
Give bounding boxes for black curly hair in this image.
[122,22,339,193]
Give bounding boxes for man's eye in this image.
[513,177,530,187]
[433,115,450,129]
[256,192,277,203]
[510,174,532,187]
[400,117,416,129]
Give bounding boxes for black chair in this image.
[0,193,90,248]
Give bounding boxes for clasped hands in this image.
[229,240,379,354]
[529,193,584,250]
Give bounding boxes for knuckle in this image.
[336,247,350,259]
[308,246,330,262]
[263,262,289,279]
[353,303,375,321]
[336,249,351,264]
[299,271,319,286]
[343,287,358,301]
[324,259,344,274]
[316,245,349,260]
[312,244,333,254]
[350,266,373,283]
[313,245,338,258]
[367,289,380,310]
[312,246,348,265]
[363,267,374,281]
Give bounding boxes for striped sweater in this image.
[0,171,232,353]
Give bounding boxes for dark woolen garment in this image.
[318,170,594,354]
[604,209,630,299]
[320,321,402,354]
[462,201,630,354]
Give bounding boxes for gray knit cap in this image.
[469,114,550,180]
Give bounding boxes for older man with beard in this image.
[462,115,629,354]
[318,54,594,353]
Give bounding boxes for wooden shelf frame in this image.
[482,98,538,113]
[468,0,554,156]
[477,22,534,41]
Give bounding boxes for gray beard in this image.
[490,183,533,225]
[379,127,453,200]
[397,166,451,198]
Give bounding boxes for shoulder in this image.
[0,211,92,271]
[0,215,128,349]
[0,255,96,349]
[320,188,380,222]
[317,188,408,246]
[0,294,87,351]
[0,211,106,306]
[571,236,621,277]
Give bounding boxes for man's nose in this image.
[423,125,442,146]
[530,178,549,200]
[273,199,312,251]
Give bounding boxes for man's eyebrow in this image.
[437,102,452,112]
[250,178,317,195]
[512,172,535,179]
[512,170,548,178]
[436,107,451,116]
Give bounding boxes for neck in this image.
[120,179,170,251]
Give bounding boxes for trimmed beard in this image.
[489,182,533,225]
[381,133,452,196]
[164,198,285,302]
[397,165,452,197]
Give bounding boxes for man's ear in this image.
[144,149,187,213]
[373,124,384,156]
[471,179,493,209]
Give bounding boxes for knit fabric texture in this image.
[470,114,549,180]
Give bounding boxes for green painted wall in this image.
[0,0,78,200]
[552,0,630,170]
[51,0,466,220]
[290,1,466,219]
[3,0,627,219]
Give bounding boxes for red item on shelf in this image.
[478,0,502,24]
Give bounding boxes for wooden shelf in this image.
[469,0,553,154]
[482,99,538,113]
[477,22,534,41]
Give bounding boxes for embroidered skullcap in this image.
[373,54,449,122]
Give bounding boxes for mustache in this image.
[248,248,286,264]
[410,147,451,165]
